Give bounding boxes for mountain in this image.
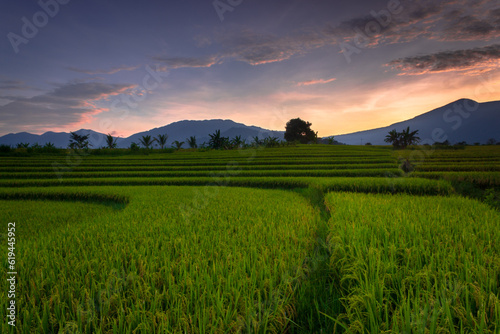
[119,119,284,148]
[0,120,284,148]
[1,99,498,148]
[333,99,500,145]
[0,129,108,149]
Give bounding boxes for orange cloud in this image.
[297,78,337,86]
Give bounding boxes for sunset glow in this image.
[1,0,499,138]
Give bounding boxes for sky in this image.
[1,0,499,138]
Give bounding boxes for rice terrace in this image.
[2,0,500,333]
[0,139,499,333]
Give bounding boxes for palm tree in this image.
[384,129,401,149]
[16,142,29,149]
[252,136,262,147]
[208,130,230,150]
[105,134,117,149]
[155,134,168,149]
[187,136,197,149]
[139,135,156,149]
[400,127,420,149]
[172,140,184,150]
[69,132,90,150]
[263,136,280,148]
[231,135,243,148]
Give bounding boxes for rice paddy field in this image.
[1,144,499,333]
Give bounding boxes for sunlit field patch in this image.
[0,144,498,333]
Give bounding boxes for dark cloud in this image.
[119,1,500,75]
[218,31,302,65]
[153,29,326,68]
[441,14,498,41]
[150,1,498,70]
[0,80,27,90]
[0,82,134,133]
[324,0,500,47]
[66,65,139,75]
[45,82,132,100]
[388,44,500,75]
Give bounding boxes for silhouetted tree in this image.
[384,129,401,148]
[486,138,497,145]
[400,126,420,149]
[187,136,197,149]
[155,134,168,149]
[69,132,90,150]
[105,134,117,149]
[252,136,262,147]
[139,135,156,149]
[284,118,316,144]
[130,142,140,151]
[208,130,230,150]
[384,127,420,149]
[16,142,29,149]
[263,136,280,148]
[172,140,184,150]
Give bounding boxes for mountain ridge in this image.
[332,98,499,145]
[1,99,498,147]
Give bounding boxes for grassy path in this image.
[289,187,343,333]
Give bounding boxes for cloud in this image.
[297,78,336,86]
[151,55,220,69]
[0,82,134,133]
[217,30,325,65]
[153,29,327,69]
[0,80,28,91]
[387,44,500,75]
[324,0,500,47]
[66,65,139,75]
[440,14,498,41]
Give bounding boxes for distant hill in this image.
[0,129,108,149]
[119,119,284,148]
[0,120,284,148]
[1,99,498,148]
[333,99,500,145]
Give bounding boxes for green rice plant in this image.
[307,177,453,196]
[0,168,403,180]
[412,172,500,187]
[324,192,500,333]
[0,186,319,333]
[0,157,398,169]
[0,163,398,173]
[0,176,454,196]
[415,164,500,172]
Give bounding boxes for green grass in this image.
[412,172,500,187]
[324,192,500,333]
[0,144,499,333]
[0,186,319,333]
[0,168,403,180]
[0,176,452,196]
